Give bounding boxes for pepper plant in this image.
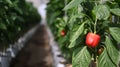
[47,0,72,62]
[63,0,120,67]
[47,0,120,66]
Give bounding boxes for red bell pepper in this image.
[86,32,100,47]
[61,30,66,36]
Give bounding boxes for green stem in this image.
[100,0,103,4]
[85,14,94,25]
[89,28,93,33]
[96,56,99,67]
[84,14,94,32]
[95,0,97,6]
[64,0,67,16]
[94,17,98,34]
[91,53,94,60]
[95,47,98,67]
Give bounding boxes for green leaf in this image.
[63,16,68,24]
[110,8,120,16]
[63,0,84,10]
[73,46,91,67]
[0,23,7,30]
[69,13,85,24]
[98,47,116,67]
[58,36,68,48]
[6,0,12,5]
[78,5,83,13]
[105,36,119,66]
[14,6,23,14]
[92,5,110,20]
[109,27,120,43]
[69,22,85,48]
[56,18,66,27]
[68,13,86,29]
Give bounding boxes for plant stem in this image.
[95,47,98,67]
[95,56,99,67]
[89,28,93,33]
[94,17,97,34]
[64,0,67,16]
[95,0,97,6]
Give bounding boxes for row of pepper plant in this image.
[0,0,40,50]
[47,0,72,62]
[47,0,120,67]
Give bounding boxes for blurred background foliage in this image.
[0,0,41,50]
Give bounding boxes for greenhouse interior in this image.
[0,0,120,67]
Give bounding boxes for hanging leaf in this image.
[69,13,85,23]
[92,5,110,20]
[58,35,68,48]
[68,13,86,26]
[73,46,91,67]
[63,0,85,10]
[109,27,120,43]
[68,13,85,29]
[69,22,85,48]
[98,47,116,67]
[0,23,7,30]
[63,16,68,24]
[110,8,120,16]
[5,0,12,5]
[105,36,119,66]
[14,6,23,15]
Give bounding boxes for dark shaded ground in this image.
[10,25,53,67]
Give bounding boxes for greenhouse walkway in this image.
[9,0,71,67]
[10,25,53,67]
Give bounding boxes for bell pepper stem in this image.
[94,17,98,34]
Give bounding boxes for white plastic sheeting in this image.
[46,26,66,67]
[38,4,47,24]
